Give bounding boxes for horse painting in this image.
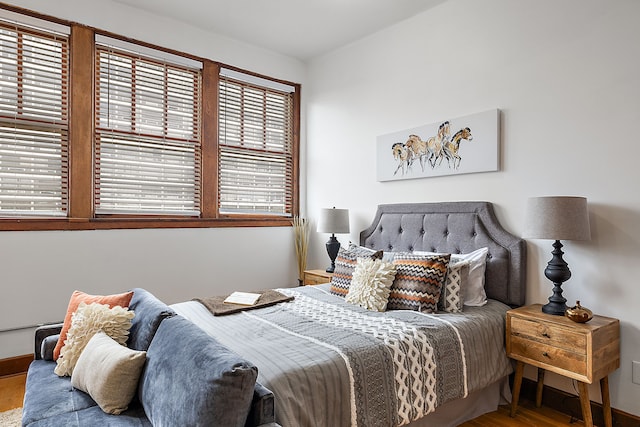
[443,127,473,169]
[392,142,413,176]
[379,109,497,181]
[404,135,428,171]
[404,121,451,171]
[427,121,451,168]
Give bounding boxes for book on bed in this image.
[223,291,262,305]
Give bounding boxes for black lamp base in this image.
[541,240,571,316]
[542,289,568,316]
[325,234,340,273]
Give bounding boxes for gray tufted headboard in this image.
[360,201,526,307]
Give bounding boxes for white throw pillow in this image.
[415,247,489,306]
[438,259,469,313]
[455,247,489,306]
[345,257,396,312]
[71,331,147,415]
[55,302,135,377]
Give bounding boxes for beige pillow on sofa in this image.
[55,302,134,377]
[71,331,147,415]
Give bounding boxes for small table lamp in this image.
[317,207,350,273]
[523,196,591,315]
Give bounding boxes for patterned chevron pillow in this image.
[329,244,383,297]
[438,259,469,313]
[387,253,451,312]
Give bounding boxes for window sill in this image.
[0,216,292,231]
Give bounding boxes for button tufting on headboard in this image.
[359,202,526,307]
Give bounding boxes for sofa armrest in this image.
[40,334,60,361]
[245,382,275,427]
[34,323,62,360]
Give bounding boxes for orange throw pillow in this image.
[53,290,134,361]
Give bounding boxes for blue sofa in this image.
[22,288,278,427]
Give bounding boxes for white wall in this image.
[0,0,306,358]
[306,0,640,416]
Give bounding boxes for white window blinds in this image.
[95,42,202,215]
[0,20,69,217]
[218,69,294,216]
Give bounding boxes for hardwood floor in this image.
[0,373,26,412]
[461,400,586,426]
[0,373,586,426]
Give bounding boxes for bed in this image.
[172,201,526,427]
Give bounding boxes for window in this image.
[0,5,299,230]
[95,40,202,215]
[218,69,295,216]
[0,18,68,217]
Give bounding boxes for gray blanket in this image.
[172,284,512,427]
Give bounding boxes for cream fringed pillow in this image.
[345,257,396,312]
[55,302,135,377]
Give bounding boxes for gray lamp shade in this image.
[317,208,350,234]
[523,196,591,241]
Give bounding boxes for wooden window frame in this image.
[217,69,297,217]
[94,43,202,216]
[0,18,69,217]
[0,5,300,231]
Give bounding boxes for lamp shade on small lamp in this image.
[317,208,350,273]
[523,196,591,315]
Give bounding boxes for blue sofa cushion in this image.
[22,360,97,426]
[25,404,152,427]
[126,288,175,352]
[139,316,258,427]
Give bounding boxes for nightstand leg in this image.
[510,361,524,417]
[577,381,594,427]
[535,368,545,408]
[600,376,612,427]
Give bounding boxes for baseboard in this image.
[0,354,33,377]
[520,377,640,427]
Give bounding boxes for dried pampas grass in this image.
[293,216,310,283]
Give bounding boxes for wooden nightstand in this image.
[506,304,620,427]
[302,269,333,286]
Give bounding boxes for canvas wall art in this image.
[376,109,500,182]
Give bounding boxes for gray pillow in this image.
[127,288,175,352]
[139,316,258,427]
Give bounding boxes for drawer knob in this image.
[542,332,551,338]
[542,352,550,358]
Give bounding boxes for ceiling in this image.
[113,0,446,61]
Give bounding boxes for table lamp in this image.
[317,207,350,273]
[523,196,591,315]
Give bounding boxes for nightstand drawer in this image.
[509,335,588,380]
[510,317,586,353]
[303,269,333,286]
